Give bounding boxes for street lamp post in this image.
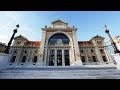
[104,25,120,54]
[4,24,19,54]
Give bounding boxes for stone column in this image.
[104,46,114,64]
[92,40,104,64]
[70,42,75,66]
[69,48,72,66]
[15,48,22,65]
[47,49,50,66]
[62,49,65,66]
[44,45,48,66]
[9,48,14,56]
[9,48,14,63]
[85,49,89,64]
[26,49,31,64]
[54,49,57,66]
[30,50,33,64]
[17,48,23,65]
[39,30,46,66]
[72,30,82,66]
[94,46,103,63]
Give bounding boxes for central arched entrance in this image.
[47,33,70,66]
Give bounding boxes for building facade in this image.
[113,36,120,51]
[0,42,6,53]
[105,36,120,64]
[9,20,114,66]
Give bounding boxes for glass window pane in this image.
[48,33,70,45]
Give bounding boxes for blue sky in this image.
[0,11,120,44]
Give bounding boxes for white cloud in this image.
[0,11,40,44]
[0,35,7,39]
[1,11,23,26]
[0,11,23,44]
[5,12,17,22]
[0,34,9,44]
[17,26,34,39]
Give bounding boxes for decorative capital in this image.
[39,53,43,57]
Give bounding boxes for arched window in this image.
[48,33,70,45]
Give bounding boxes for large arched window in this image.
[48,33,70,45]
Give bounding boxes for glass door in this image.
[64,50,70,66]
[57,50,62,66]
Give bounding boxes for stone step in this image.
[1,70,119,75]
[0,73,120,79]
[6,66,117,70]
[1,70,120,74]
[1,70,120,76]
[0,69,119,73]
[0,73,120,77]
[0,66,120,79]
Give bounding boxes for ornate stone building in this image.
[0,42,6,53]
[9,20,114,66]
[113,36,120,51]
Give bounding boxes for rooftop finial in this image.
[103,25,108,30]
[45,26,47,28]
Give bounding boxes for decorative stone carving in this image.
[76,53,80,57]
[39,53,43,57]
[55,39,63,46]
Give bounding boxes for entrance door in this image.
[49,50,55,66]
[57,50,62,66]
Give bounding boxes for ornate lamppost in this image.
[4,24,19,54]
[104,25,120,54]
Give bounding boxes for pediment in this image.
[51,20,68,28]
[90,35,105,40]
[52,20,67,24]
[14,35,28,41]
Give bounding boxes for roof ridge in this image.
[14,35,28,40]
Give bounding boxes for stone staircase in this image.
[0,66,120,79]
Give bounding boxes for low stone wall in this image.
[0,53,11,70]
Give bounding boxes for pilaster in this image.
[85,49,89,64]
[39,30,46,66]
[72,30,82,65]
[26,49,31,63]
[17,48,23,65]
[95,46,103,63]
